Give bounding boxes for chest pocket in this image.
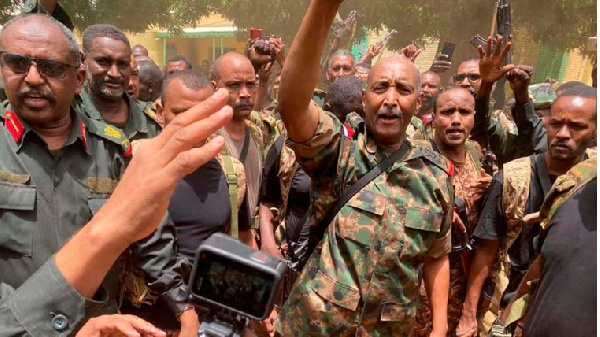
[0,181,36,256]
[401,207,443,259]
[336,188,387,248]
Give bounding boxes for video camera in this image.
[183,233,288,337]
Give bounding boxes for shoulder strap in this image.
[239,127,251,163]
[222,155,239,238]
[308,141,411,251]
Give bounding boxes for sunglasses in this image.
[0,51,79,79]
[453,73,481,82]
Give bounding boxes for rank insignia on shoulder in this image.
[4,111,25,143]
[104,125,122,139]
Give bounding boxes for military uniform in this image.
[473,148,596,334]
[21,0,75,30]
[275,107,454,336]
[0,103,189,334]
[472,97,542,166]
[73,87,162,142]
[412,139,484,336]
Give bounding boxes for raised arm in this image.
[278,0,343,143]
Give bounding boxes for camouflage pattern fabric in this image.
[275,106,454,336]
[412,139,484,336]
[412,255,467,337]
[528,83,558,110]
[540,156,597,230]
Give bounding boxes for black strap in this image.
[534,153,552,197]
[307,141,411,253]
[239,127,251,162]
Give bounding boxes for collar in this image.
[422,113,434,125]
[81,86,148,138]
[2,104,89,154]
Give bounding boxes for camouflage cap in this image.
[529,83,558,110]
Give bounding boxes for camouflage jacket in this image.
[540,156,597,230]
[472,96,543,166]
[275,107,454,336]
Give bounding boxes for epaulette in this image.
[407,141,453,176]
[140,101,160,125]
[86,119,133,157]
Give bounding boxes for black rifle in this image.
[492,0,512,110]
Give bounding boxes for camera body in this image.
[186,233,287,321]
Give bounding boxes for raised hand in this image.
[401,44,423,63]
[477,35,515,84]
[506,65,534,103]
[430,54,452,73]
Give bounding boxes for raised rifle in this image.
[492,0,512,109]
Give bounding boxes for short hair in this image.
[328,50,355,70]
[166,55,193,70]
[325,75,366,119]
[457,57,480,71]
[210,51,247,81]
[1,14,81,66]
[132,44,149,56]
[161,69,211,106]
[83,24,130,54]
[139,59,163,89]
[432,87,474,114]
[556,81,586,95]
[556,84,597,99]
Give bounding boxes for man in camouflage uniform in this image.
[454,40,543,166]
[416,71,442,140]
[73,24,162,142]
[493,156,597,337]
[457,85,597,336]
[412,88,493,336]
[274,1,454,335]
[0,14,198,334]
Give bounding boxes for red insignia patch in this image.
[124,144,133,157]
[4,111,24,143]
[447,160,455,176]
[79,121,88,149]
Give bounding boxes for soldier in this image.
[209,52,270,238]
[138,58,163,103]
[155,69,256,254]
[417,70,442,140]
[459,37,545,166]
[0,13,199,335]
[132,44,150,59]
[128,55,140,99]
[164,55,193,76]
[412,88,493,336]
[73,24,161,141]
[274,0,454,335]
[456,84,597,336]
[496,157,597,337]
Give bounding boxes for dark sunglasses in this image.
[0,51,79,79]
[453,73,481,82]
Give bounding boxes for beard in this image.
[87,74,125,100]
[419,95,435,113]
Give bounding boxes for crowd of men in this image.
[0,0,596,336]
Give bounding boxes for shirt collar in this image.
[2,105,89,154]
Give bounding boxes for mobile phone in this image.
[249,27,262,41]
[441,42,456,60]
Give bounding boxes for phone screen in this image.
[249,28,262,40]
[441,42,456,60]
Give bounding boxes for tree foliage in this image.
[1,0,595,52]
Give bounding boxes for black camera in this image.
[184,233,287,336]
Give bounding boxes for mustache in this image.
[234,98,254,109]
[17,88,57,106]
[376,106,403,118]
[551,141,571,148]
[446,127,466,134]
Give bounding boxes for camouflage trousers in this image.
[411,254,467,337]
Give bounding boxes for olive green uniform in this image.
[73,87,162,142]
[275,107,454,336]
[0,103,188,335]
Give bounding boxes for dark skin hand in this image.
[477,35,515,98]
[506,65,534,104]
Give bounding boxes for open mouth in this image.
[23,96,49,108]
